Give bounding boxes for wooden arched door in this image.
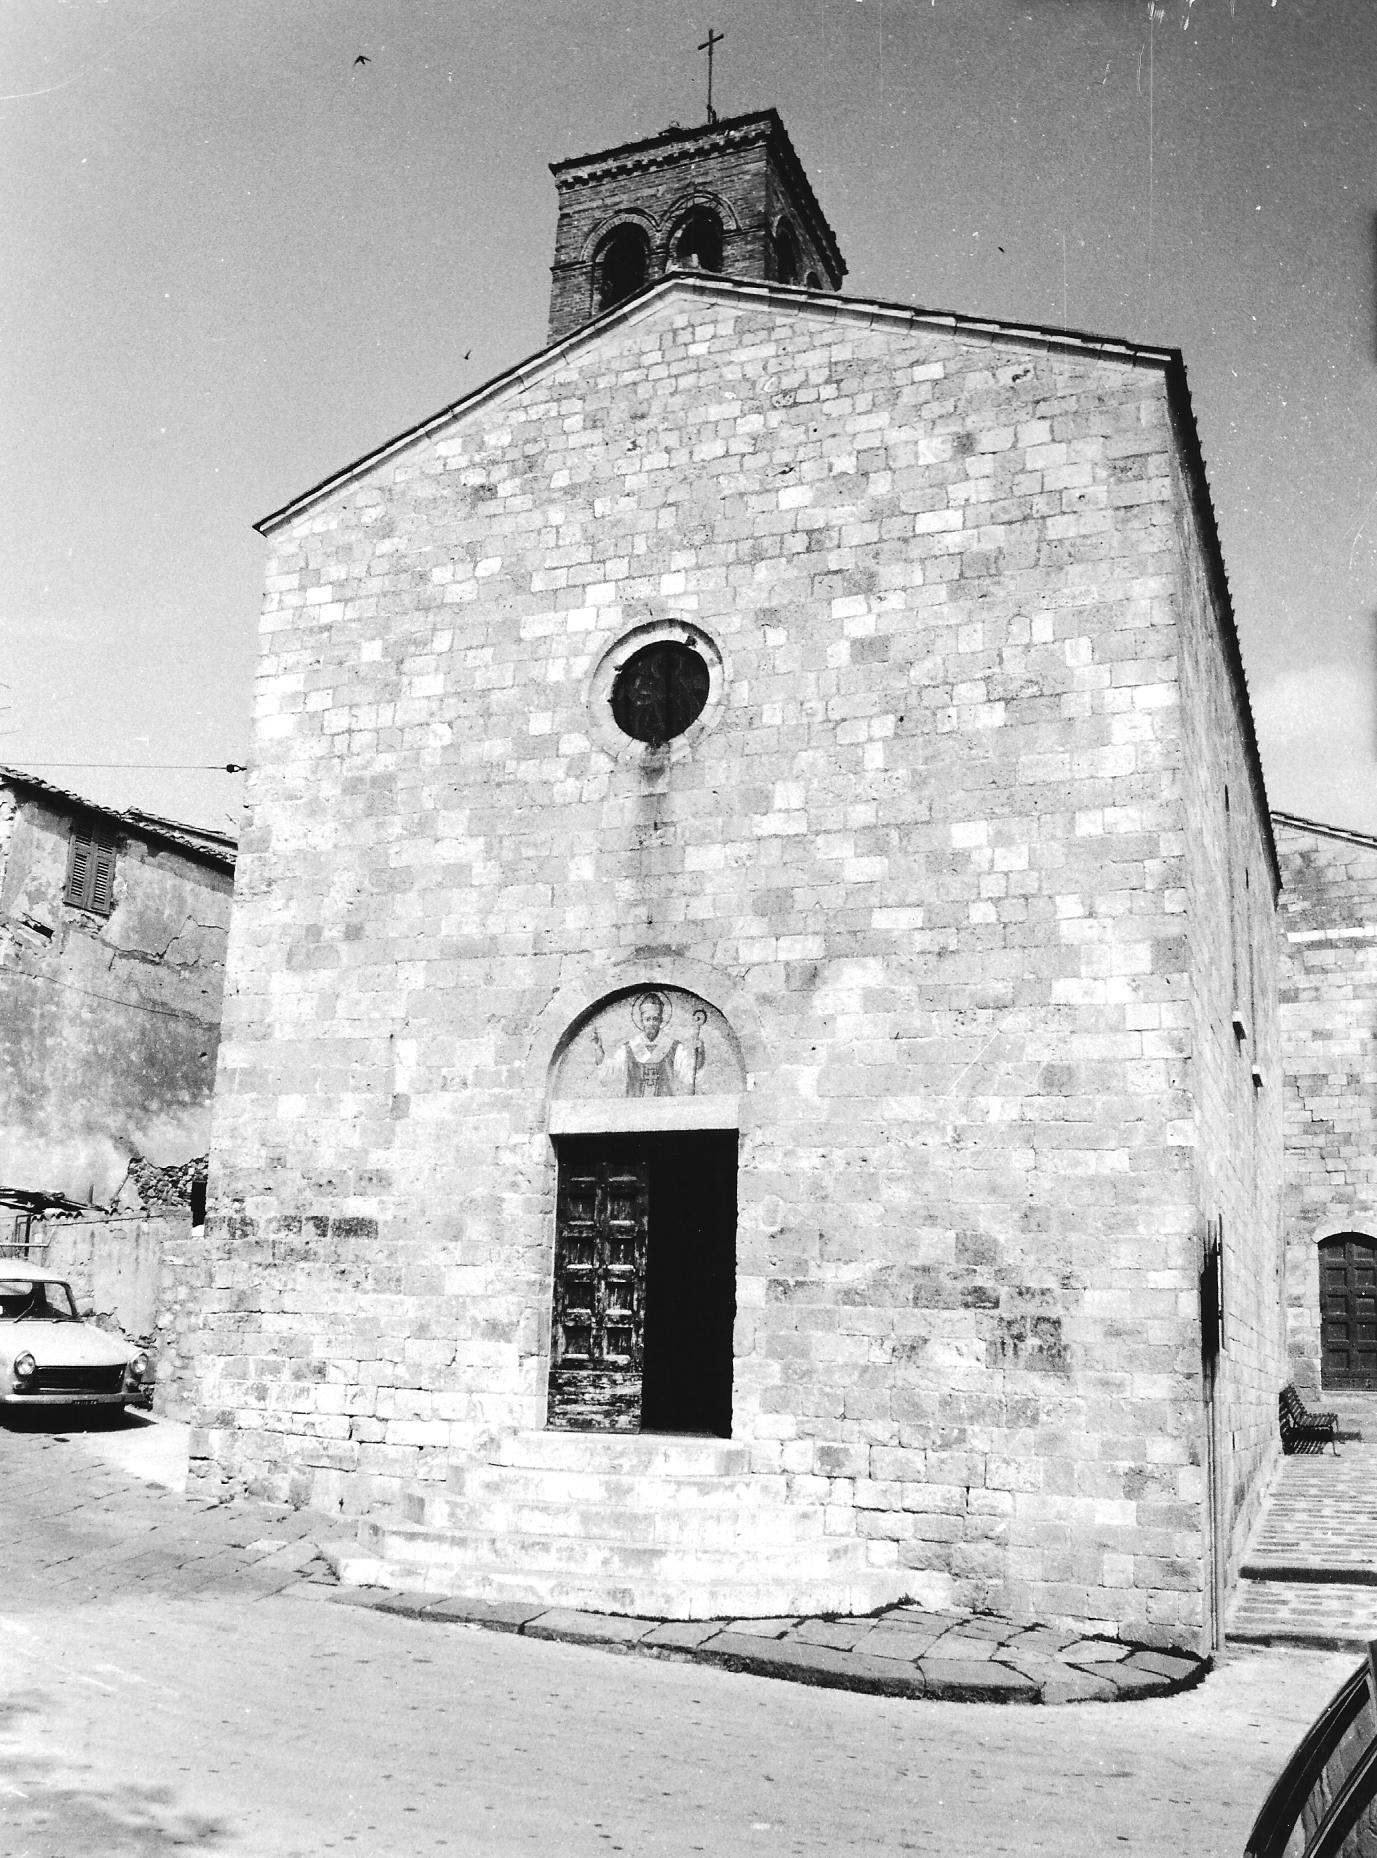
[1319,1234,1377,1390]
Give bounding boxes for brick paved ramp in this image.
[1229,1408,1377,1650]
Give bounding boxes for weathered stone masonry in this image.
[0,770,233,1203]
[1172,442,1283,1618]
[191,274,1282,1651]
[1275,813,1377,1395]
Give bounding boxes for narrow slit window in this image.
[774,218,801,284]
[65,818,117,915]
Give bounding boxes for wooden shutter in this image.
[66,831,91,908]
[89,834,116,913]
[65,819,117,915]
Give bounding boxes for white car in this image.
[0,1266,153,1411]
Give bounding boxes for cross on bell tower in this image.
[698,28,723,123]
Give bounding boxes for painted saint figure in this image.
[592,991,707,1097]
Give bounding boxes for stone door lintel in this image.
[547,1094,741,1135]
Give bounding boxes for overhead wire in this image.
[10,761,247,773]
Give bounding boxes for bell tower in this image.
[547,108,846,344]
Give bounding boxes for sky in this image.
[2,0,1375,835]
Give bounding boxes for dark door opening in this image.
[548,1132,736,1436]
[1320,1233,1377,1390]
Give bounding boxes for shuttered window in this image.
[65,818,117,915]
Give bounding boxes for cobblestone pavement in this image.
[0,1411,338,1611]
[0,1411,1362,1856]
[1228,1397,1377,1649]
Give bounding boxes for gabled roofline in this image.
[550,108,846,284]
[255,269,1182,536]
[0,763,236,870]
[1153,358,1280,900]
[1272,809,1377,854]
[250,270,1275,895]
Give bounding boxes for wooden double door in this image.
[547,1133,736,1435]
[1320,1234,1377,1390]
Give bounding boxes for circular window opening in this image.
[611,641,710,745]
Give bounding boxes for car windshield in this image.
[0,1279,79,1321]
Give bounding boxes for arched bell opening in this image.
[774,216,802,285]
[594,223,652,314]
[669,205,725,274]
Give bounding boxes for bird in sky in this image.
[353,54,371,66]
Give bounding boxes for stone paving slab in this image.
[524,1608,659,1647]
[640,1618,722,1650]
[696,1632,930,1699]
[423,1595,548,1631]
[322,1584,1208,1705]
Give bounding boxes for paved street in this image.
[0,1413,1360,1857]
[1229,1396,1377,1648]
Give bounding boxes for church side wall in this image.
[195,292,1213,1642]
[1171,444,1284,1644]
[1274,817,1377,1393]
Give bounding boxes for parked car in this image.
[1246,1640,1377,1856]
[0,1266,152,1412]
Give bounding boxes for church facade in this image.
[189,112,1284,1651]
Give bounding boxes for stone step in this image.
[346,1429,903,1619]
[407,1567,908,1620]
[344,1523,908,1619]
[359,1516,881,1582]
[1227,1577,1377,1650]
[407,1492,837,1550]
[487,1430,750,1479]
[431,1466,780,1516]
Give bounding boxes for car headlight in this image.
[126,1354,149,1382]
[12,1353,36,1381]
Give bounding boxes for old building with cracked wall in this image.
[0,765,234,1387]
[188,111,1285,1653]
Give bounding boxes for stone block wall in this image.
[193,279,1271,1646]
[1274,814,1377,1392]
[1171,435,1284,1645]
[0,784,233,1203]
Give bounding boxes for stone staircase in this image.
[329,1431,911,1619]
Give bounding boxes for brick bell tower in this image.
[547,108,846,344]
